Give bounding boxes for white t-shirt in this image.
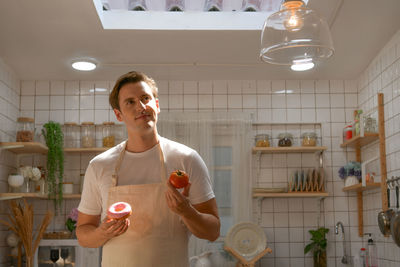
[78,136,215,219]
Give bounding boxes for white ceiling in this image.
[0,0,399,81]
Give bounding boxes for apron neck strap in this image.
[112,139,167,187]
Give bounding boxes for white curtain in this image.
[158,111,253,259]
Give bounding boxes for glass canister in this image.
[80,122,95,148]
[16,117,35,142]
[255,134,271,147]
[102,122,115,147]
[363,115,377,133]
[63,122,79,148]
[301,132,317,146]
[277,133,293,147]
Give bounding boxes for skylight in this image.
[93,0,308,30]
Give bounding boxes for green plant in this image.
[42,121,64,213]
[304,227,329,266]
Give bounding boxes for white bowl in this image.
[8,174,24,188]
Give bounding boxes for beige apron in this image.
[102,142,189,267]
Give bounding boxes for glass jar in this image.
[80,122,95,148]
[301,132,317,147]
[16,117,35,142]
[343,124,353,141]
[363,115,377,133]
[102,122,115,147]
[64,122,79,148]
[277,133,293,147]
[255,134,271,147]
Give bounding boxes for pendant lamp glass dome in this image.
[260,0,334,65]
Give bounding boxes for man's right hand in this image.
[96,217,130,240]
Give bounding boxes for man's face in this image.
[113,81,160,134]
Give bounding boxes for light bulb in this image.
[291,58,314,71]
[282,0,305,31]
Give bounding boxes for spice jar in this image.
[63,122,79,148]
[343,124,353,141]
[301,132,317,146]
[278,133,293,147]
[81,122,95,148]
[255,134,271,147]
[102,122,115,147]
[16,117,35,142]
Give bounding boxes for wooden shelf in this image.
[0,193,81,200]
[252,146,327,154]
[64,147,109,153]
[340,133,379,148]
[0,142,48,154]
[342,182,381,192]
[252,192,328,198]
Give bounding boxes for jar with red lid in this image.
[343,124,353,141]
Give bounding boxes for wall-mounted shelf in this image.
[0,193,81,200]
[252,192,329,198]
[252,146,327,154]
[64,147,109,153]
[340,133,379,148]
[340,93,387,237]
[0,142,48,154]
[342,182,381,192]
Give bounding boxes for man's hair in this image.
[109,71,158,111]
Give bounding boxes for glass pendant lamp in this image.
[260,0,334,68]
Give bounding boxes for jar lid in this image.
[17,117,34,123]
[81,122,94,125]
[255,134,270,138]
[301,132,317,137]
[64,122,78,126]
[278,132,293,138]
[102,122,115,125]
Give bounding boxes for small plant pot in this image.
[344,176,359,187]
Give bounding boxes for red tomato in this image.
[169,170,189,189]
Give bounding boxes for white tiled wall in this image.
[355,29,400,267]
[15,78,358,267]
[0,58,20,266]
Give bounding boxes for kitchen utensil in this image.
[189,251,212,267]
[224,222,267,261]
[318,168,324,191]
[378,187,394,236]
[391,181,400,246]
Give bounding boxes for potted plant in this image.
[338,161,361,187]
[304,227,329,267]
[42,121,64,213]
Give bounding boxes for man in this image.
[76,71,220,267]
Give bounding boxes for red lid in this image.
[361,248,366,251]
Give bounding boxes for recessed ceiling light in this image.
[72,61,97,71]
[290,58,314,71]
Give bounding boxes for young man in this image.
[76,71,220,267]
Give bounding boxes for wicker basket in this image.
[43,231,72,239]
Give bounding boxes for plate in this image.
[225,222,267,261]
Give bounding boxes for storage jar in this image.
[278,133,293,147]
[343,124,353,141]
[102,122,115,147]
[301,132,317,146]
[80,122,95,148]
[16,117,35,142]
[63,122,79,148]
[255,134,271,147]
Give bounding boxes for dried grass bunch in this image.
[0,200,53,267]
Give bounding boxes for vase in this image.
[313,251,327,267]
[344,176,359,187]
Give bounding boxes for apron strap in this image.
[112,138,168,187]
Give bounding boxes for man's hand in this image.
[165,181,193,216]
[95,217,130,240]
